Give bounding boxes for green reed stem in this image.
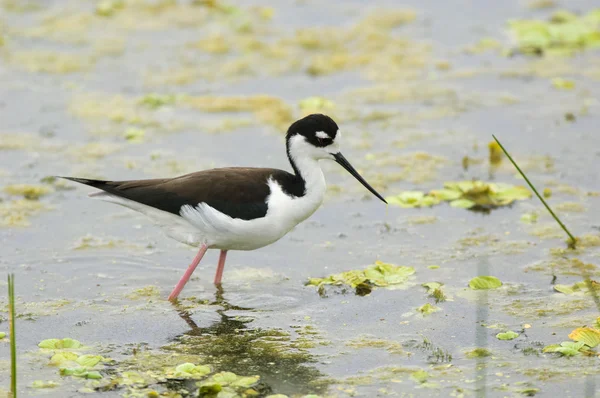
[8,274,16,398]
[492,135,577,248]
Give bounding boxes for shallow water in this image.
[1,0,600,397]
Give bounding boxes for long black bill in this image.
[333,152,387,204]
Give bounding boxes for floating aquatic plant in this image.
[421,282,447,303]
[542,341,588,356]
[307,261,415,296]
[386,181,531,210]
[496,331,519,340]
[469,276,502,290]
[543,326,600,356]
[417,303,439,315]
[386,191,440,208]
[4,184,52,200]
[38,338,82,349]
[554,280,600,295]
[568,327,600,348]
[508,9,600,55]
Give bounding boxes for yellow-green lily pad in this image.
[39,338,82,349]
[496,331,519,340]
[543,341,587,356]
[60,367,102,379]
[76,355,103,368]
[49,352,79,366]
[568,327,600,348]
[387,181,531,211]
[173,363,211,378]
[386,191,440,208]
[469,276,502,290]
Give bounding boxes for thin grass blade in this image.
[492,135,576,247]
[8,274,17,398]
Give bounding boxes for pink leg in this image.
[168,244,208,301]
[214,250,227,285]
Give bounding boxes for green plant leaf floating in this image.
[555,347,580,356]
[568,327,600,348]
[307,261,415,295]
[430,189,462,201]
[0,332,6,339]
[387,181,531,210]
[86,371,103,380]
[231,375,260,388]
[174,363,211,378]
[450,199,476,208]
[76,355,103,368]
[422,282,443,293]
[31,380,59,389]
[469,276,502,290]
[211,372,239,385]
[38,339,61,349]
[417,303,439,315]
[496,331,519,340]
[544,341,587,356]
[49,352,79,366]
[385,191,440,208]
[542,344,561,353]
[39,338,82,349]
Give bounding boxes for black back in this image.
[61,167,304,221]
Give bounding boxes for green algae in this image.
[4,184,52,199]
[421,282,447,303]
[0,199,50,227]
[307,261,415,296]
[508,9,600,55]
[465,348,492,358]
[417,303,439,315]
[346,336,405,355]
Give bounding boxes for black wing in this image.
[60,167,303,221]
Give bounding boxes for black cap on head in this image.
[286,114,338,147]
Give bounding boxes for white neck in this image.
[292,154,326,201]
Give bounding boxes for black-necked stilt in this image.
[61,114,386,301]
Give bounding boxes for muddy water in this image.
[1,0,600,397]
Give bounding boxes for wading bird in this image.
[62,114,386,301]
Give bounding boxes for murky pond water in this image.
[1,0,600,396]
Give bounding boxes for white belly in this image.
[179,178,325,250]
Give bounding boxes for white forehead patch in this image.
[315,131,330,139]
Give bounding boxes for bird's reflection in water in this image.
[170,285,329,396]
